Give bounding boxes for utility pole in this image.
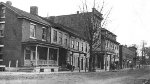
[141,41,146,66]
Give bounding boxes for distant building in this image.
[119,45,137,69]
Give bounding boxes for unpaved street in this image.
[0,66,150,84]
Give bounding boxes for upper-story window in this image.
[76,41,79,50]
[1,7,6,18]
[58,32,63,44]
[53,30,57,42]
[42,27,46,41]
[64,34,68,46]
[0,23,5,37]
[81,42,83,51]
[85,44,88,52]
[0,46,3,61]
[30,23,36,38]
[71,39,74,48]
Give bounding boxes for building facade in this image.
[119,45,137,69]
[0,1,90,72]
[48,8,103,71]
[100,28,120,71]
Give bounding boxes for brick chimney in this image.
[30,6,38,15]
[6,1,12,6]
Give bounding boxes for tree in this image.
[144,47,150,65]
[78,0,112,71]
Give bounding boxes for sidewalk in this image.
[0,68,133,76]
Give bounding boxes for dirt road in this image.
[0,66,150,84]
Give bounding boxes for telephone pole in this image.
[141,41,146,66]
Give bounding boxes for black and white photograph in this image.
[0,0,150,84]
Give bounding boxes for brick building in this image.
[100,28,120,71]
[119,45,137,69]
[0,1,90,72]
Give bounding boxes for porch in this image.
[23,45,59,67]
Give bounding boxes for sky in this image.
[1,0,150,48]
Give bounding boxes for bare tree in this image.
[78,0,112,71]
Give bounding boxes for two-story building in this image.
[0,1,90,72]
[100,28,120,71]
[48,21,90,71]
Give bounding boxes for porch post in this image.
[71,52,74,72]
[57,48,59,66]
[35,45,38,66]
[79,53,80,72]
[85,54,87,72]
[47,48,49,66]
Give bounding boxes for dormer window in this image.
[42,27,46,41]
[30,23,36,38]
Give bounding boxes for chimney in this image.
[6,1,12,6]
[77,11,79,14]
[30,6,38,15]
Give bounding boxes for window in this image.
[81,43,83,51]
[1,7,5,18]
[64,35,68,46]
[30,23,36,38]
[76,41,79,50]
[71,40,74,48]
[0,23,4,37]
[53,30,57,42]
[0,47,3,61]
[25,49,31,60]
[59,32,63,44]
[85,44,88,52]
[42,27,46,41]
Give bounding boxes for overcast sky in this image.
[1,0,150,48]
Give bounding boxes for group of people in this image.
[110,62,119,70]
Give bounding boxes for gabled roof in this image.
[0,2,50,26]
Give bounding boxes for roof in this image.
[0,2,50,26]
[101,28,116,36]
[41,17,87,41]
[48,13,92,41]
[0,2,89,41]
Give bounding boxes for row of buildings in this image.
[0,1,137,72]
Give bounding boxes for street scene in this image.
[0,0,150,84]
